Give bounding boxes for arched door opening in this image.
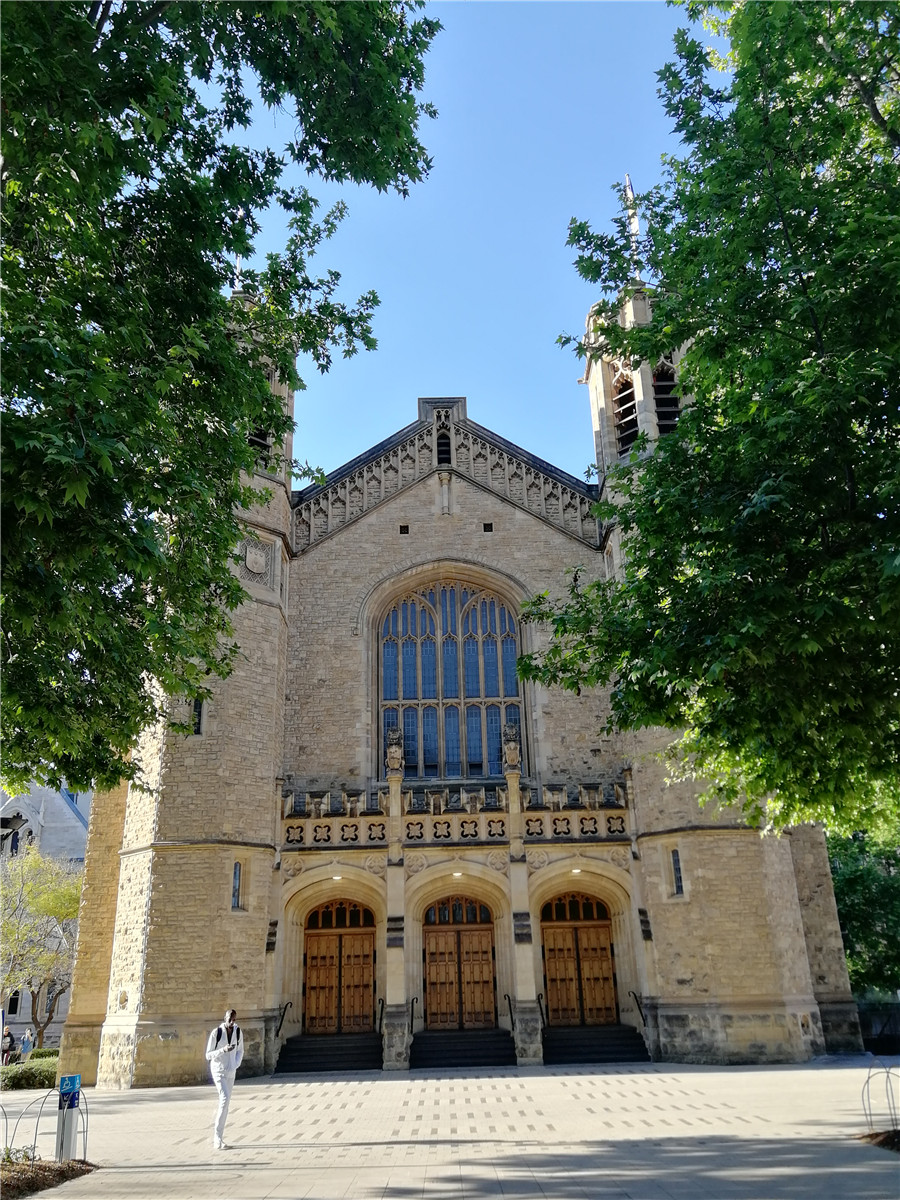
[423,896,496,1030]
[541,893,617,1026]
[304,901,376,1034]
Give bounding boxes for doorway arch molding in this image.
[528,858,632,918]
[405,860,511,924]
[282,863,387,926]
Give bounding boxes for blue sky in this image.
[260,2,691,481]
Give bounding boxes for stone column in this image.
[382,735,410,1068]
[504,726,543,1064]
[438,471,451,516]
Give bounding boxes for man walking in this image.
[206,1009,243,1150]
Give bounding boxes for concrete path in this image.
[2,1056,898,1199]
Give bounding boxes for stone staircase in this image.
[409,1028,517,1070]
[274,1032,383,1074]
[541,1023,650,1065]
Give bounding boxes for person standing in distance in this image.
[206,1009,243,1150]
[20,1028,35,1063]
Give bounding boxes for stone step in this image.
[410,1028,517,1070]
[274,1032,383,1074]
[542,1023,650,1065]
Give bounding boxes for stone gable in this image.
[292,397,600,552]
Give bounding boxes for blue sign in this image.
[59,1074,81,1110]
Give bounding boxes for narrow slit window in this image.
[671,848,684,896]
[231,862,243,910]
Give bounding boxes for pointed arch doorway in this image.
[541,893,617,1026]
[423,896,496,1029]
[304,900,376,1034]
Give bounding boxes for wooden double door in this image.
[543,921,617,1026]
[424,927,496,1029]
[305,902,376,1034]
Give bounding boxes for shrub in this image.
[27,1049,59,1060]
[0,1060,58,1090]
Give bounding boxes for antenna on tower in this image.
[624,174,642,282]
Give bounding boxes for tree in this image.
[1,2,440,795]
[827,819,900,995]
[520,1,900,833]
[1,849,83,1048]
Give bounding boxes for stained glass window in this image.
[379,581,524,779]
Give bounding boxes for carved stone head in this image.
[385,727,404,771]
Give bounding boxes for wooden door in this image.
[341,933,375,1032]
[459,929,494,1029]
[543,927,580,1025]
[305,933,340,1033]
[543,923,617,1027]
[577,925,616,1025]
[305,931,374,1033]
[424,929,460,1028]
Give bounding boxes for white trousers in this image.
[212,1070,236,1144]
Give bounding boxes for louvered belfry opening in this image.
[652,356,679,435]
[610,361,638,457]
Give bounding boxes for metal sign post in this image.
[56,1073,81,1161]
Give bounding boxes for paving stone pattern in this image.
[5,1059,898,1199]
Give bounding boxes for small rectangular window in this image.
[191,698,204,735]
[231,862,243,910]
[249,428,272,468]
[399,524,409,534]
[7,990,19,1016]
[671,848,684,896]
[483,522,493,532]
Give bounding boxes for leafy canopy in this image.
[521,1,900,833]
[827,818,900,995]
[1,2,439,795]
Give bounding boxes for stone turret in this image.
[61,371,294,1087]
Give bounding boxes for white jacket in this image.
[206,1023,243,1074]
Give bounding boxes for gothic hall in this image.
[61,387,860,1087]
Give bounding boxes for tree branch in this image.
[817,32,900,153]
[93,0,114,42]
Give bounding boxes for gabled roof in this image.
[292,397,599,552]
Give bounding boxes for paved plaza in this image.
[2,1056,898,1199]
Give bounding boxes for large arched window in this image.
[380,581,523,780]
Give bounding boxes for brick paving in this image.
[2,1056,898,1199]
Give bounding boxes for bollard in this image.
[56,1074,81,1161]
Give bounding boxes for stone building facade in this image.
[61,344,860,1087]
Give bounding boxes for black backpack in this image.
[214,1024,241,1049]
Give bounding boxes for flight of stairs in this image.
[274,1032,383,1074]
[542,1023,650,1065]
[409,1028,517,1070]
